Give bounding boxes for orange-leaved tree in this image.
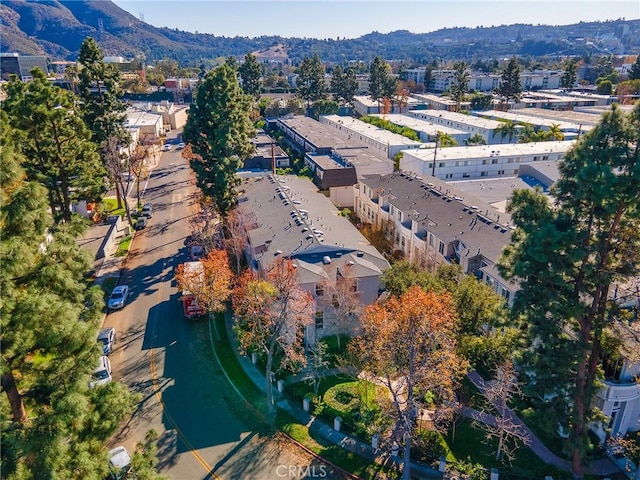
[175,249,234,316]
[232,258,313,416]
[351,285,467,480]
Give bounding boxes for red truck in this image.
[178,261,206,319]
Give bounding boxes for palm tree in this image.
[546,123,565,141]
[495,120,519,144]
[465,133,487,146]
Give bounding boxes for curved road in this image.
[104,136,343,480]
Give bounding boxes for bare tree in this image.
[103,136,134,226]
[316,262,363,350]
[473,361,529,462]
[224,208,251,274]
[301,340,330,396]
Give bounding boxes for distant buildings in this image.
[1,53,48,81]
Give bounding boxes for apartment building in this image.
[319,114,422,160]
[406,110,504,144]
[368,113,470,145]
[399,141,575,181]
[354,172,517,304]
[475,109,592,139]
[238,174,389,344]
[429,69,562,93]
[352,94,423,116]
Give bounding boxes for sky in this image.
[112,0,640,39]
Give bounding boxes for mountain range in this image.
[2,0,639,65]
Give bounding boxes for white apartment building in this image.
[352,94,422,116]
[399,141,576,181]
[319,114,422,160]
[429,69,562,93]
[369,113,470,145]
[407,110,505,144]
[354,172,517,304]
[475,109,592,139]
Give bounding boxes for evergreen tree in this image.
[369,56,393,109]
[450,61,470,112]
[296,53,327,108]
[0,113,137,478]
[330,65,358,106]
[560,60,577,89]
[4,68,107,222]
[498,102,640,479]
[629,55,640,81]
[496,56,522,106]
[183,64,255,216]
[238,53,263,99]
[77,37,129,148]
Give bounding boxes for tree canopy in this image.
[183,63,255,216]
[450,61,470,112]
[330,65,358,106]
[496,56,522,105]
[296,53,328,108]
[498,101,640,478]
[238,53,262,99]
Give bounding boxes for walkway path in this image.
[466,371,621,476]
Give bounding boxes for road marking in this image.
[149,234,220,478]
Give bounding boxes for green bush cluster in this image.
[360,116,420,141]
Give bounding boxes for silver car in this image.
[107,285,129,310]
[89,355,112,388]
[97,327,116,355]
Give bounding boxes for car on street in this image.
[89,355,112,388]
[162,144,171,152]
[135,216,148,230]
[107,446,132,480]
[97,327,116,355]
[107,285,129,310]
[176,142,185,150]
[140,203,153,218]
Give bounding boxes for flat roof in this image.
[321,115,422,147]
[407,110,504,130]
[353,94,422,108]
[125,107,162,127]
[278,116,371,151]
[369,113,468,136]
[475,110,591,133]
[402,140,576,162]
[513,107,604,126]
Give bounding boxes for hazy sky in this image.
[112,0,640,39]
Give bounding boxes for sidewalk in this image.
[466,371,622,477]
[222,309,443,480]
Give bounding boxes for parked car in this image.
[97,327,116,355]
[107,446,132,480]
[140,203,153,218]
[162,144,171,152]
[107,285,129,310]
[176,142,185,150]
[89,356,112,388]
[135,216,148,230]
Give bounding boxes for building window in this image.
[480,171,488,177]
[438,241,445,254]
[315,311,324,329]
[463,161,469,166]
[498,170,505,175]
[462,173,470,178]
[507,158,514,163]
[491,158,498,164]
[445,173,453,179]
[315,284,324,296]
[482,159,489,165]
[533,156,540,161]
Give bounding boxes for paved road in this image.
[104,138,342,480]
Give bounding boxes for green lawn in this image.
[100,197,126,217]
[115,235,132,257]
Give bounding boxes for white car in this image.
[176,142,185,150]
[90,356,112,388]
[107,285,129,310]
[107,446,132,480]
[162,144,171,152]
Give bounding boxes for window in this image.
[498,170,505,175]
[507,158,514,163]
[491,158,498,164]
[480,171,488,177]
[315,311,324,329]
[482,159,488,165]
[439,162,445,168]
[543,155,549,160]
[463,161,469,166]
[315,284,324,296]
[462,172,470,178]
[533,156,540,161]
[438,241,445,254]
[445,173,453,179]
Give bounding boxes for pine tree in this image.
[499,102,640,479]
[296,53,328,108]
[496,56,522,106]
[183,63,255,216]
[238,53,263,99]
[560,60,577,89]
[0,113,137,478]
[4,68,107,222]
[369,56,394,110]
[629,54,640,81]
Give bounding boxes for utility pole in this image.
[271,141,276,175]
[431,133,439,178]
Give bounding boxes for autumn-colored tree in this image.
[232,258,313,416]
[351,286,467,480]
[175,249,234,316]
